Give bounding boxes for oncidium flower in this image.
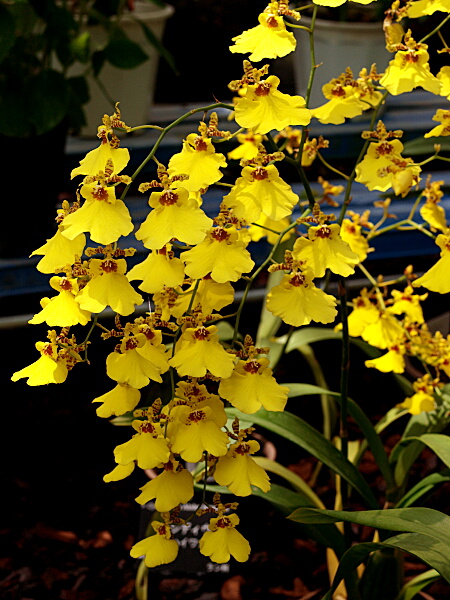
[199,501,251,564]
[230,62,310,135]
[219,356,289,414]
[292,221,360,278]
[424,109,450,138]
[169,324,235,379]
[29,276,91,327]
[182,225,255,284]
[135,458,194,512]
[213,430,271,496]
[266,261,338,327]
[229,2,298,62]
[397,375,437,414]
[130,517,179,568]
[380,32,441,95]
[168,132,227,194]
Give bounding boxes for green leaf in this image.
[392,407,450,487]
[391,433,450,474]
[322,534,450,600]
[280,326,341,351]
[104,36,148,69]
[0,5,16,64]
[403,135,450,156]
[70,31,91,63]
[252,456,325,509]
[394,569,441,600]
[288,507,450,546]
[397,469,450,508]
[215,320,235,342]
[285,383,395,491]
[226,407,378,508]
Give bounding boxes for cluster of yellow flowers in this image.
[11,0,450,570]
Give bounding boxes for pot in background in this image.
[292,17,390,107]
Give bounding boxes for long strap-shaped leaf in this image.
[288,507,450,545]
[390,433,450,469]
[227,407,379,508]
[322,534,450,600]
[285,383,396,492]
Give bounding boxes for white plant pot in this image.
[78,2,174,137]
[292,17,390,108]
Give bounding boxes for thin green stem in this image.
[120,102,234,201]
[357,263,387,310]
[419,14,450,43]
[317,152,350,180]
[338,279,350,468]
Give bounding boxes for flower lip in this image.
[255,82,272,97]
[159,191,179,206]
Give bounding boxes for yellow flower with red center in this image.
[199,512,251,564]
[168,397,229,462]
[365,344,406,374]
[420,180,447,231]
[424,109,450,138]
[412,233,450,293]
[219,357,288,414]
[229,6,297,62]
[387,286,426,324]
[380,37,441,96]
[234,75,311,135]
[113,418,171,469]
[397,375,436,415]
[169,325,235,378]
[227,130,264,161]
[135,186,213,250]
[167,134,227,193]
[224,164,299,222]
[266,269,338,327]
[292,223,359,278]
[11,337,69,386]
[135,458,194,512]
[361,312,405,350]
[312,76,369,125]
[182,226,255,283]
[71,139,130,180]
[355,135,421,194]
[130,520,179,568]
[214,437,270,496]
[346,291,379,337]
[340,218,371,262]
[29,277,90,327]
[127,245,185,294]
[106,330,169,388]
[76,257,143,316]
[62,183,133,246]
[93,383,141,418]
